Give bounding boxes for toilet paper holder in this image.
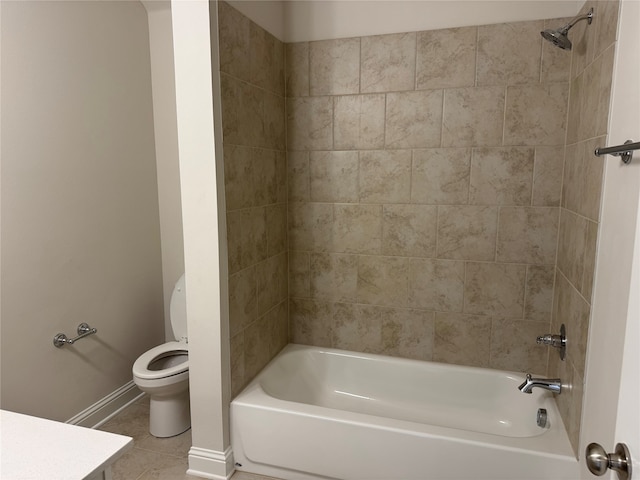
[53,323,97,348]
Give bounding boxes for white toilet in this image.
[133,274,190,438]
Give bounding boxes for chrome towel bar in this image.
[53,322,97,348]
[594,139,639,164]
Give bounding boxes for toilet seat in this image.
[133,341,188,381]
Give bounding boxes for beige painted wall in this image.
[228,0,580,42]
[0,0,164,421]
[142,1,185,340]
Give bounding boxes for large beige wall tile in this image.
[287,151,310,202]
[382,204,437,257]
[310,38,360,95]
[411,148,471,204]
[264,92,285,150]
[469,147,534,205]
[408,259,465,311]
[221,74,265,147]
[230,332,245,397]
[562,142,584,213]
[385,90,443,148]
[533,146,564,207]
[556,209,588,289]
[249,22,284,95]
[227,207,267,274]
[333,204,383,254]
[256,253,288,315]
[224,144,254,211]
[287,97,333,151]
[266,204,287,256]
[359,150,412,203]
[497,207,559,264]
[218,1,250,81]
[416,27,476,90]
[582,220,598,302]
[357,255,409,307]
[549,353,583,454]
[290,298,333,347]
[552,272,590,377]
[309,150,359,203]
[289,251,310,298]
[580,137,606,221]
[464,262,526,316]
[593,0,619,60]
[580,45,615,140]
[229,266,256,337]
[243,315,271,380]
[476,21,542,86]
[437,205,498,261]
[379,307,435,360]
[333,303,381,353]
[310,253,358,302]
[334,94,385,150]
[285,42,309,97]
[442,87,505,147]
[562,139,605,221]
[266,300,288,357]
[276,151,288,205]
[252,148,279,206]
[566,73,584,145]
[504,83,569,146]
[288,202,333,252]
[434,313,491,367]
[524,265,555,322]
[361,32,416,93]
[490,319,548,374]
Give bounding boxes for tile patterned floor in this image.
[99,396,279,480]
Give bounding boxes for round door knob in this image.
[586,443,610,476]
[585,443,632,480]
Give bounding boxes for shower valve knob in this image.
[536,334,563,347]
[535,324,566,360]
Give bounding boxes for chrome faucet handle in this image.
[537,333,563,347]
[536,324,566,360]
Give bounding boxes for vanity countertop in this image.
[1,409,133,479]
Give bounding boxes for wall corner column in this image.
[171,0,231,478]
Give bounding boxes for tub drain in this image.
[537,408,548,428]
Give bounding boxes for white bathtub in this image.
[231,344,578,480]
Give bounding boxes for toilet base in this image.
[149,388,191,437]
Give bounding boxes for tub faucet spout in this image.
[518,374,562,394]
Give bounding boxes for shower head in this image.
[541,28,572,50]
[541,8,593,51]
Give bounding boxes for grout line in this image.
[474,26,479,87]
[494,206,501,263]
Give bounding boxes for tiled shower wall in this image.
[549,0,619,455]
[286,20,571,374]
[218,2,288,397]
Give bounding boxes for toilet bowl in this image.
[133,274,190,437]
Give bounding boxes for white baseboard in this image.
[187,446,234,480]
[66,380,144,429]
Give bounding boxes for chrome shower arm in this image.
[563,8,594,32]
